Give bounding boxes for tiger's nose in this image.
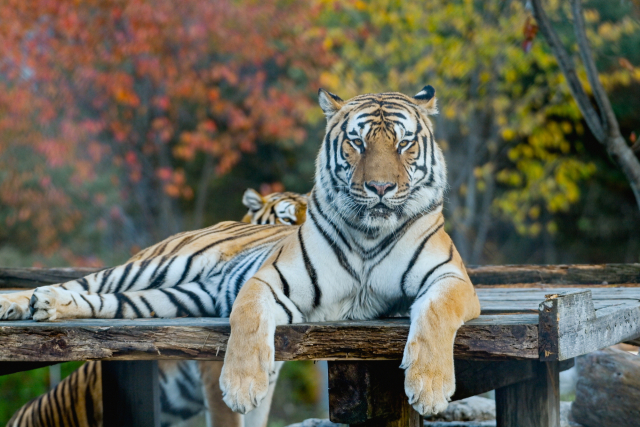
[365,181,396,197]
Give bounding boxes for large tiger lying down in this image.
[0,86,480,422]
[6,189,308,427]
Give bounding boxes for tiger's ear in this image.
[242,188,264,211]
[412,85,438,115]
[318,88,345,119]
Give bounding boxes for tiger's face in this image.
[316,86,446,230]
[242,189,308,225]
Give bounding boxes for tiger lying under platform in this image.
[5,189,308,427]
[1,86,480,421]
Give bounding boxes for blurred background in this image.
[0,0,639,425]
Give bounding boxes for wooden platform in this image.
[0,264,639,427]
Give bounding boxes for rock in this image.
[425,396,496,422]
[286,419,342,427]
[572,347,640,427]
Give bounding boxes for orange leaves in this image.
[0,0,333,260]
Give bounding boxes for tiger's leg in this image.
[219,273,302,414]
[401,276,480,415]
[7,361,102,427]
[29,283,218,321]
[199,361,242,427]
[0,256,213,320]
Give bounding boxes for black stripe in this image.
[160,290,190,316]
[173,286,209,316]
[113,262,134,292]
[400,222,444,295]
[140,295,157,317]
[416,273,466,301]
[416,243,455,298]
[273,247,290,297]
[298,228,321,308]
[114,293,143,318]
[79,294,96,317]
[77,277,90,291]
[96,267,116,293]
[308,208,359,281]
[256,278,293,324]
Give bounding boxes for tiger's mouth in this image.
[368,203,394,218]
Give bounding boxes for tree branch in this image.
[570,0,621,139]
[531,0,640,210]
[530,0,605,142]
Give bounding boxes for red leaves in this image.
[0,0,333,259]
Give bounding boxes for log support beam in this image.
[328,361,422,427]
[495,361,560,427]
[102,360,160,427]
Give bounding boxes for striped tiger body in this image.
[5,190,307,427]
[2,87,480,419]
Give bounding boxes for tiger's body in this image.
[5,190,308,427]
[1,87,480,420]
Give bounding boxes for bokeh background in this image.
[0,0,639,425]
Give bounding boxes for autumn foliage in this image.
[0,0,333,262]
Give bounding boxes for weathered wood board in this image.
[0,315,538,362]
[2,264,639,289]
[539,290,640,361]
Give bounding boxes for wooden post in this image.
[328,361,421,427]
[495,361,560,427]
[102,360,160,427]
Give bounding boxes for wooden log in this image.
[102,360,160,427]
[495,361,560,427]
[468,263,640,287]
[0,267,102,289]
[0,316,539,362]
[2,264,639,289]
[571,347,640,427]
[539,290,640,361]
[328,361,421,427]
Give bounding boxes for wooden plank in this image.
[539,290,640,361]
[2,264,639,289]
[495,361,560,427]
[328,361,421,427]
[0,316,539,362]
[469,263,640,286]
[102,360,160,427]
[0,267,102,289]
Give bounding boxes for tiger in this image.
[5,189,309,427]
[0,86,481,419]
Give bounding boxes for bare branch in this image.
[570,0,621,140]
[530,0,606,142]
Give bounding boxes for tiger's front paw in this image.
[0,293,32,320]
[219,336,273,414]
[401,338,455,416]
[29,287,74,321]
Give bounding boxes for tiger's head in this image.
[242,188,308,225]
[315,86,446,231]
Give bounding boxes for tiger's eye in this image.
[352,139,363,146]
